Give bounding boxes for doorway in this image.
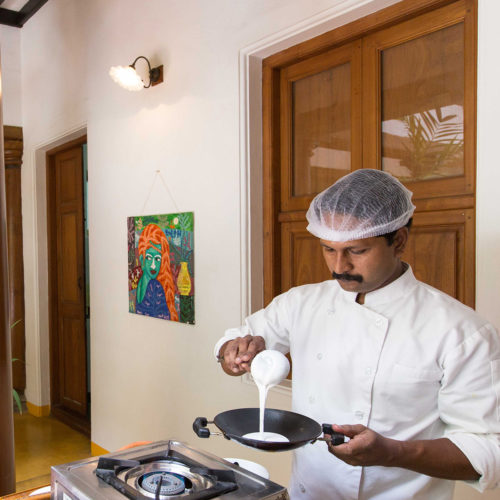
[46,135,90,436]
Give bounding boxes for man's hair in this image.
[382,217,413,245]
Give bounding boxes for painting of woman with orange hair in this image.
[128,212,194,324]
[135,223,178,321]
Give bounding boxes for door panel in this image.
[280,41,362,212]
[281,220,331,291]
[48,140,89,430]
[55,147,86,417]
[60,213,80,302]
[362,0,474,200]
[403,208,474,305]
[60,316,86,413]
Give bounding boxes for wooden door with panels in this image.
[47,136,89,436]
[263,0,476,308]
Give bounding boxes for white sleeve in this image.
[440,323,500,491]
[213,291,293,360]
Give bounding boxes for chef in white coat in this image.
[214,169,500,500]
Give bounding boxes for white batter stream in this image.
[242,350,290,443]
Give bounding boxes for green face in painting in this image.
[140,243,162,280]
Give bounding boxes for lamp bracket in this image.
[130,56,163,88]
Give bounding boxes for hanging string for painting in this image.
[140,169,180,215]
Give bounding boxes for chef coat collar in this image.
[338,263,417,307]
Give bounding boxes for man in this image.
[214,169,500,500]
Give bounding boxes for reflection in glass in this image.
[381,23,464,182]
[292,63,351,196]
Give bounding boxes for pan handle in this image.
[193,417,211,438]
[192,417,223,438]
[321,424,345,446]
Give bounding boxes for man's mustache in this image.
[332,271,363,283]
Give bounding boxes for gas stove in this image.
[51,440,288,499]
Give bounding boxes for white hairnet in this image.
[306,169,415,242]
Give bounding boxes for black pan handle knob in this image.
[322,423,345,446]
[193,417,210,438]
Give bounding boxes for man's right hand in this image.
[218,335,266,376]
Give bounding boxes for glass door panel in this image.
[381,23,464,182]
[292,63,351,197]
[280,41,361,212]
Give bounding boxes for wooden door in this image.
[47,137,89,435]
[263,0,476,308]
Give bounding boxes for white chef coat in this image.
[215,266,500,500]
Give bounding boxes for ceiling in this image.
[0,0,48,28]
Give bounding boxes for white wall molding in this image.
[23,124,87,407]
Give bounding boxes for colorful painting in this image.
[128,212,194,324]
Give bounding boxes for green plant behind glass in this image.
[400,108,464,180]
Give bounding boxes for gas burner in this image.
[95,451,238,499]
[117,460,215,498]
[51,440,289,499]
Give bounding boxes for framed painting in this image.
[128,212,194,324]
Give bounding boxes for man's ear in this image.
[139,255,144,266]
[393,227,409,256]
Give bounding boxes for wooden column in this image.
[4,126,25,392]
[0,121,16,492]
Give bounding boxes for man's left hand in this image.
[325,424,400,467]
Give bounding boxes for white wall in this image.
[20,0,88,418]
[0,24,21,126]
[12,0,500,494]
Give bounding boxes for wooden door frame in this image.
[46,134,89,436]
[262,0,473,305]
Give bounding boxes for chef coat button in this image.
[375,318,384,327]
[354,410,364,420]
[317,353,323,360]
[365,367,372,375]
[299,483,306,493]
[309,396,315,404]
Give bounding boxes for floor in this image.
[14,409,91,492]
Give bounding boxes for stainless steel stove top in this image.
[51,440,288,499]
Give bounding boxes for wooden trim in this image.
[3,126,22,140]
[262,65,282,305]
[91,442,110,456]
[46,135,87,156]
[3,126,23,168]
[26,401,50,417]
[263,0,458,69]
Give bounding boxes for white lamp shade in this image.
[109,65,144,91]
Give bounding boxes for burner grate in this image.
[95,451,238,500]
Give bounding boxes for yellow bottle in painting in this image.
[177,261,192,296]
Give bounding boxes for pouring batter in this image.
[242,350,290,443]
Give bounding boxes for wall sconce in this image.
[109,56,163,91]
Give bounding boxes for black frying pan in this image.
[193,408,344,452]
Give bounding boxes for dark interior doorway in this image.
[46,135,90,436]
